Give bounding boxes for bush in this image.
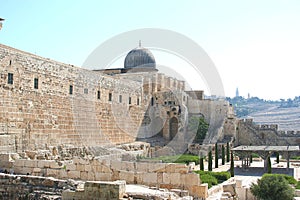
[296,181,300,189]
[251,174,295,200]
[198,173,217,188]
[195,171,230,188]
[213,171,231,183]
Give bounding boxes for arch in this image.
[169,117,178,140]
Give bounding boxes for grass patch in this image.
[147,154,199,165]
[194,171,231,188]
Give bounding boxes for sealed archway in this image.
[169,117,178,140]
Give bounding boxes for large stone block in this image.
[121,161,135,171]
[68,170,80,179]
[149,163,166,173]
[66,163,76,171]
[13,159,25,167]
[111,160,122,171]
[181,173,200,186]
[136,162,149,172]
[95,172,112,181]
[163,173,171,184]
[23,160,37,168]
[119,171,134,184]
[170,173,181,186]
[142,172,157,186]
[80,171,89,180]
[76,164,85,172]
[188,184,208,198]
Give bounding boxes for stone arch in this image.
[169,117,178,140]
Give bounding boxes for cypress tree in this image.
[200,157,204,171]
[208,150,212,171]
[222,145,225,165]
[226,142,230,162]
[250,154,253,163]
[267,156,272,174]
[276,152,280,163]
[215,143,218,168]
[230,151,234,177]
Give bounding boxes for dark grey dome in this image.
[124,47,156,69]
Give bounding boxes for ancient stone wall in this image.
[0,44,149,151]
[0,153,207,198]
[0,172,126,200]
[236,118,300,146]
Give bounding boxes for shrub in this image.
[251,174,295,200]
[296,181,300,189]
[195,171,230,188]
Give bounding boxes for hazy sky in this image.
[1,0,300,100]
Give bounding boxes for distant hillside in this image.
[226,96,300,130]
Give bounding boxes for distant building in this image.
[235,87,239,97]
[0,18,4,30]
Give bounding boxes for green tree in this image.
[221,145,225,165]
[200,157,204,171]
[226,142,230,162]
[251,174,295,200]
[215,143,218,168]
[208,150,212,171]
[189,116,209,143]
[230,151,234,177]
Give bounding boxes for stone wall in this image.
[236,118,300,146]
[0,172,126,200]
[0,44,152,151]
[0,154,207,198]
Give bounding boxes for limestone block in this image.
[60,170,68,179]
[149,163,166,173]
[163,173,171,184]
[87,171,95,181]
[20,167,33,175]
[157,172,163,184]
[62,190,84,200]
[111,160,122,171]
[84,164,91,172]
[49,161,61,169]
[95,172,112,181]
[23,160,37,168]
[188,184,208,198]
[174,164,188,174]
[119,171,134,184]
[121,161,135,171]
[68,170,80,179]
[46,168,60,177]
[37,160,53,168]
[170,173,181,186]
[76,164,85,172]
[66,163,76,171]
[223,183,236,196]
[181,173,200,186]
[165,163,176,173]
[0,161,13,168]
[136,162,149,172]
[80,171,88,180]
[142,172,157,185]
[13,159,25,167]
[135,172,143,184]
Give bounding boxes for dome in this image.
[124,46,156,69]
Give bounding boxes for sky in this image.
[1,0,300,100]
